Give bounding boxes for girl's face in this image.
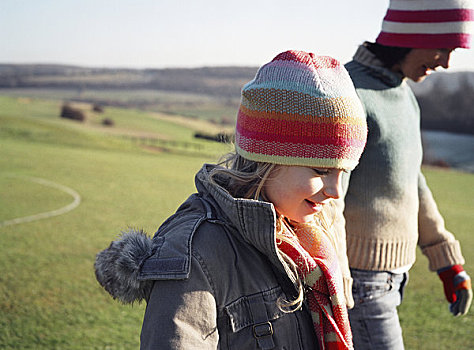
[264,166,343,223]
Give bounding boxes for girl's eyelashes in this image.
[312,168,330,176]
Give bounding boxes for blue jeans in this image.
[348,269,409,350]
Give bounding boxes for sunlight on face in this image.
[264,166,343,223]
[398,48,454,82]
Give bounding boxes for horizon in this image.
[2,61,474,74]
[2,0,474,72]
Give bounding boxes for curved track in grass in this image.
[0,176,81,228]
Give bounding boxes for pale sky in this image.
[1,0,473,71]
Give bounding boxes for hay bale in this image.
[60,104,85,122]
[93,104,104,113]
[101,118,114,127]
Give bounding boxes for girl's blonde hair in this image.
[210,152,337,312]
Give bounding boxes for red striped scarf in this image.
[278,222,353,350]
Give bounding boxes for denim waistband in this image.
[350,269,406,283]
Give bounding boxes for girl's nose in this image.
[322,170,343,199]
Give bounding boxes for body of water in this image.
[422,130,474,173]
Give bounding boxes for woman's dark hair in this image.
[363,41,412,69]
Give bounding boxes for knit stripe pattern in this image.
[235,50,367,171]
[279,223,353,350]
[376,0,474,48]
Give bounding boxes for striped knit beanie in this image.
[235,50,367,171]
[376,0,474,49]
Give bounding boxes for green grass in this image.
[0,88,239,125]
[0,95,230,349]
[398,167,474,350]
[0,141,203,349]
[0,176,73,221]
[0,95,472,349]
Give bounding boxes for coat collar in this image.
[195,164,284,271]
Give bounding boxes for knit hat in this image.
[376,0,474,49]
[235,50,367,171]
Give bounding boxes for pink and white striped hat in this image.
[376,0,474,49]
[235,50,367,171]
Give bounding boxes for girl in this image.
[95,50,367,350]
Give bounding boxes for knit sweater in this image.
[340,45,465,272]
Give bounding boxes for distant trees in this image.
[0,64,257,98]
[413,72,474,135]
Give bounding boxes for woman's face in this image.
[396,48,453,82]
[264,166,343,223]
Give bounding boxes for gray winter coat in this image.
[95,164,319,349]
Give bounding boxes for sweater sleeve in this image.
[331,196,354,309]
[418,172,465,271]
[329,169,354,308]
[140,254,218,349]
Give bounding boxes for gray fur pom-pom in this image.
[94,229,154,303]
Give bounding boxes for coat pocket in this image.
[224,287,303,350]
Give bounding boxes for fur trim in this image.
[95,229,154,303]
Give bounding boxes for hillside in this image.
[408,72,474,134]
[1,64,473,134]
[0,64,257,98]
[0,96,472,349]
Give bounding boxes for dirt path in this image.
[0,176,81,228]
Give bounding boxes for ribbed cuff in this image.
[422,240,465,271]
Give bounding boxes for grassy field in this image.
[0,88,240,125]
[399,167,474,349]
[0,95,472,349]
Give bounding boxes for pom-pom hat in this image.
[376,0,474,49]
[235,50,367,171]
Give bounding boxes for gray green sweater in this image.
[339,45,464,272]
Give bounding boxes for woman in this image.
[95,50,367,350]
[341,1,473,348]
